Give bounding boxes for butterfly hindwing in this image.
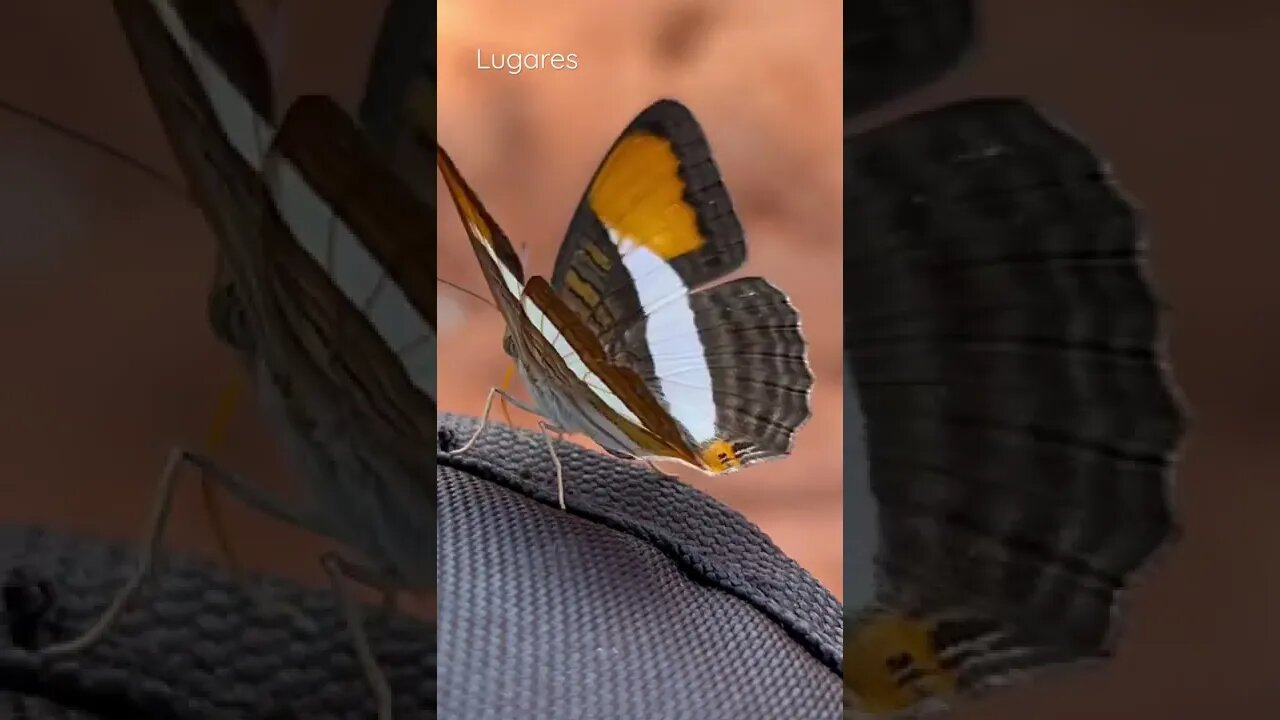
[263,96,437,416]
[843,98,1182,714]
[610,276,812,466]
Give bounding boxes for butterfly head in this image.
[845,610,958,716]
[699,438,745,473]
[502,330,519,359]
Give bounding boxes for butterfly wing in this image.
[357,0,435,202]
[844,0,975,120]
[551,100,813,472]
[114,0,279,354]
[551,99,744,344]
[115,0,436,424]
[843,98,1182,715]
[262,96,437,419]
[435,144,529,333]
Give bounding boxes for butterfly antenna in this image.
[0,96,187,201]
[437,276,498,311]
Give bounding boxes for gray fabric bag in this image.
[0,414,840,719]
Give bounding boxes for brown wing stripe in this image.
[523,279,696,461]
[271,97,436,330]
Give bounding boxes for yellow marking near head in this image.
[846,611,958,715]
[589,132,703,260]
[700,439,742,473]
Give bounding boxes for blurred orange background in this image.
[436,0,845,600]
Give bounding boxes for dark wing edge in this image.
[112,0,277,351]
[550,99,747,345]
[845,0,976,122]
[357,0,436,201]
[843,97,1185,704]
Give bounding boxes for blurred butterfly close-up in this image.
[841,2,1183,717]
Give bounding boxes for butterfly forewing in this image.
[552,99,746,344]
[358,0,436,204]
[114,0,278,342]
[115,0,439,451]
[435,144,527,314]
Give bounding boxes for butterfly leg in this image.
[446,386,543,458]
[199,376,314,630]
[321,553,395,720]
[536,420,569,510]
[324,554,403,624]
[39,447,325,657]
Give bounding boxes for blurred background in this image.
[436,0,845,598]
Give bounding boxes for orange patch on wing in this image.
[588,132,703,260]
[700,439,743,473]
[845,611,958,715]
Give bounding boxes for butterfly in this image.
[38,2,438,718]
[436,99,815,507]
[841,95,1183,717]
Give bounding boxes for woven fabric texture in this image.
[0,525,435,719]
[438,413,842,720]
[1,412,839,719]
